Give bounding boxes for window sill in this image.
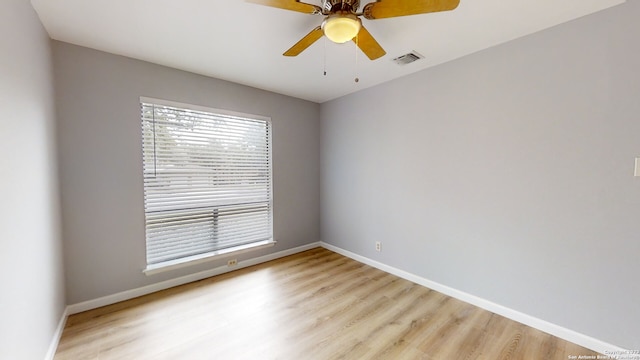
[143,240,276,276]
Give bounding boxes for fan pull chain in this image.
[354,35,359,83]
[323,37,327,76]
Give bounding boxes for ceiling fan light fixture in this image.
[322,13,361,44]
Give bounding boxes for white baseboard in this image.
[319,242,626,355]
[56,241,625,357]
[67,242,320,315]
[45,307,68,360]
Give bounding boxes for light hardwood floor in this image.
[54,248,600,359]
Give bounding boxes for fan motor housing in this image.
[322,0,360,13]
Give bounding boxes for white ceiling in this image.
[31,0,625,103]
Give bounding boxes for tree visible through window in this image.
[140,98,273,271]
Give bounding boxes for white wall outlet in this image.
[227,259,238,267]
[635,157,640,177]
[375,241,381,252]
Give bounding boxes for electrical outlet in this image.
[375,241,381,252]
[227,259,238,267]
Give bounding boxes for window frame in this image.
[140,97,275,274]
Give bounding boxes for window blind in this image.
[141,99,273,267]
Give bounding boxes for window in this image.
[140,97,273,272]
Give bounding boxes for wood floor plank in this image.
[54,248,602,360]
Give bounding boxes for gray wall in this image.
[321,1,639,349]
[0,1,66,359]
[53,42,321,304]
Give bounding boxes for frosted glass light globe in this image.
[322,14,361,44]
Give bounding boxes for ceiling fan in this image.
[247,0,460,60]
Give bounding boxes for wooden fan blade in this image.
[363,0,460,20]
[283,26,324,56]
[353,25,386,60]
[246,0,322,14]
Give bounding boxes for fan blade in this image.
[246,0,322,14]
[283,26,324,56]
[353,25,386,60]
[363,0,460,20]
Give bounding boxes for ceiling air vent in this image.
[392,51,424,65]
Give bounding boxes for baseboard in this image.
[45,306,68,360]
[58,241,625,356]
[320,242,626,355]
[67,242,321,315]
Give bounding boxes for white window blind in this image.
[140,98,273,268]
